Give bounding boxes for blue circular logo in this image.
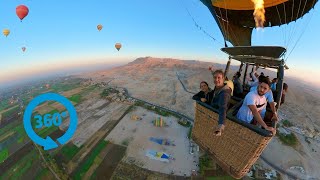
[23,93,78,150]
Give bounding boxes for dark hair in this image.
[260,76,271,87]
[258,75,265,82]
[200,81,209,88]
[283,83,288,91]
[236,72,241,78]
[273,78,277,81]
[213,69,225,77]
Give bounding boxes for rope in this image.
[285,0,316,62]
[276,4,286,48]
[286,0,306,48]
[178,0,224,46]
[286,0,295,48]
[283,3,287,49]
[290,0,303,45]
[224,0,229,44]
[218,7,228,44]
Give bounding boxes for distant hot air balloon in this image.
[97,24,103,31]
[16,5,29,21]
[22,47,26,52]
[3,29,10,37]
[115,43,122,51]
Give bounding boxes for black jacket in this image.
[192,90,213,105]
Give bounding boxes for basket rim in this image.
[196,101,274,137]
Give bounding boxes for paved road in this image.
[175,72,197,94]
[260,155,302,180]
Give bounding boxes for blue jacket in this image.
[211,85,232,125]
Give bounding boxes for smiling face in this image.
[200,82,209,92]
[213,73,224,88]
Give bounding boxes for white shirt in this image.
[236,90,267,123]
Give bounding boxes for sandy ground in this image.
[105,106,199,176]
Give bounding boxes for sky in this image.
[0,0,320,87]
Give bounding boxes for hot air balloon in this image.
[22,47,26,52]
[200,0,318,46]
[3,29,10,37]
[115,43,122,51]
[191,1,319,179]
[16,5,29,21]
[97,24,103,31]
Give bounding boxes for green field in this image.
[73,140,109,180]
[50,78,83,93]
[18,136,25,143]
[0,150,38,179]
[60,144,81,162]
[35,168,53,180]
[1,106,20,118]
[0,120,20,137]
[90,171,97,180]
[82,85,98,92]
[81,85,100,97]
[0,120,27,148]
[0,148,9,162]
[13,124,26,136]
[0,99,13,112]
[0,109,61,148]
[68,94,82,104]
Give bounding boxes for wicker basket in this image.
[192,101,274,179]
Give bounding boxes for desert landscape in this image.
[79,57,320,179]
